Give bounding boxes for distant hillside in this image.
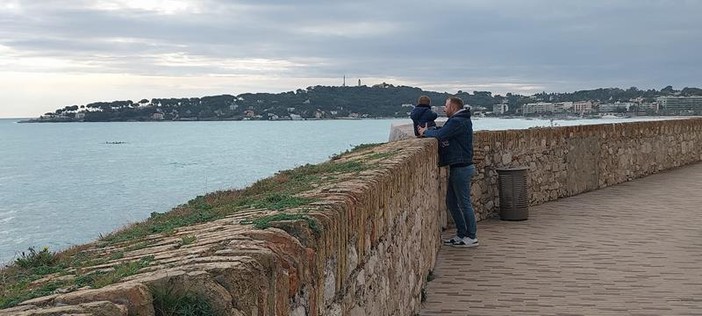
[26,84,702,122]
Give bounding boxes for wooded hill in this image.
[33,84,702,122]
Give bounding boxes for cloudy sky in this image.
[1,0,700,117]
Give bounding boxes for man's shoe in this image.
[451,237,479,248]
[442,236,461,245]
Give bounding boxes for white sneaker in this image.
[451,237,479,248]
[442,236,461,245]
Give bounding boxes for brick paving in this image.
[421,163,702,316]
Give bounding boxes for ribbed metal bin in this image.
[496,167,529,221]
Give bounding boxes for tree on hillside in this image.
[681,87,702,96]
[661,86,676,95]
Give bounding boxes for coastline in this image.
[13,114,686,124]
[16,116,404,123]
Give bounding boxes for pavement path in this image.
[421,163,702,316]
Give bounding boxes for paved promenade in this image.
[421,163,702,316]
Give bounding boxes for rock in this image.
[19,294,59,307]
[80,301,129,316]
[486,201,494,211]
[347,244,358,279]
[323,260,336,306]
[55,282,154,316]
[326,303,342,316]
[501,153,512,165]
[0,305,34,316]
[290,306,306,316]
[350,305,366,316]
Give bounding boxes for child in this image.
[411,95,438,137]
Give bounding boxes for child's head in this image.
[418,95,431,106]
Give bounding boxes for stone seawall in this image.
[391,118,702,220]
[2,140,444,316]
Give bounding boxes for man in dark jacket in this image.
[418,96,478,248]
[410,95,438,137]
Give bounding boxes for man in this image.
[417,97,478,248]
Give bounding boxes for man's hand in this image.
[417,124,427,137]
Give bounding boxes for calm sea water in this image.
[0,116,673,262]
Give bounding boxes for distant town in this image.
[22,84,702,123]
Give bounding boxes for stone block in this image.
[55,283,153,316]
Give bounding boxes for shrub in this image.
[15,247,58,269]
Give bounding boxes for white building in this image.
[553,102,573,112]
[638,102,659,112]
[492,103,509,114]
[657,96,702,115]
[522,102,555,114]
[573,101,594,114]
[599,102,634,113]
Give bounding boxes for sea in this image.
[0,116,675,263]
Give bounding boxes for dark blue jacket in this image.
[410,105,438,136]
[423,109,473,167]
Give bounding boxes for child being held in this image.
[410,95,438,137]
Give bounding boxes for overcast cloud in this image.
[1,0,701,117]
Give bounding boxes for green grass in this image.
[109,251,125,260]
[331,142,385,160]
[178,235,197,248]
[237,193,317,210]
[14,247,58,270]
[0,247,71,308]
[243,212,322,236]
[74,256,155,289]
[124,240,158,252]
[98,159,367,246]
[364,151,398,161]
[0,281,63,309]
[27,265,65,276]
[351,143,384,151]
[151,285,216,316]
[0,253,156,309]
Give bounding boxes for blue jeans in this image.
[447,164,477,239]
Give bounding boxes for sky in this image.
[1,0,701,117]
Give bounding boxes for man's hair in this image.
[446,96,464,109]
[418,95,431,105]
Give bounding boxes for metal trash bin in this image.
[496,167,529,221]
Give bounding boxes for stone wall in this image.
[391,118,702,221]
[2,140,445,316]
[303,140,444,315]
